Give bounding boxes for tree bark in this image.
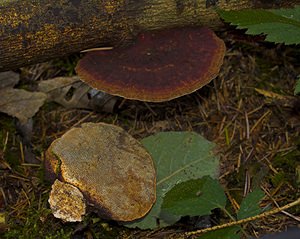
[0,0,299,72]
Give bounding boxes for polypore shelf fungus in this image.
[45,122,156,222]
[75,27,226,102]
[48,180,86,222]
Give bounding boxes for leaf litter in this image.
[0,88,47,124]
[1,32,300,238]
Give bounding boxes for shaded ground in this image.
[0,31,300,238]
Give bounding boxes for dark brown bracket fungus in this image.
[45,122,156,222]
[75,27,226,102]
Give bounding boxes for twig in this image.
[245,111,250,140]
[250,110,271,134]
[261,186,300,222]
[80,47,113,52]
[185,197,300,237]
[2,131,9,153]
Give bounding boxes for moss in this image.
[271,146,300,187]
[3,150,21,171]
[5,222,72,239]
[3,195,73,239]
[52,54,80,76]
[0,115,16,148]
[254,56,283,92]
[54,154,62,177]
[270,171,286,187]
[79,214,130,239]
[0,115,23,172]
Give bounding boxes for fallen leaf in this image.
[38,76,80,93]
[197,226,241,239]
[0,71,20,89]
[38,76,117,112]
[237,188,265,220]
[0,88,47,123]
[255,88,286,100]
[38,76,87,108]
[161,176,227,220]
[126,131,219,229]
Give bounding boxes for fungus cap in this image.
[49,180,86,222]
[46,122,156,221]
[75,27,225,102]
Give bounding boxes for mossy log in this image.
[0,0,299,71]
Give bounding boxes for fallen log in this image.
[0,0,299,71]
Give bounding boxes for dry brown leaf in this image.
[37,76,87,108]
[0,88,47,123]
[38,76,117,112]
[0,71,20,89]
[38,76,80,93]
[254,88,286,100]
[46,122,156,222]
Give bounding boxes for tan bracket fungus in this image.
[75,27,226,102]
[46,122,156,222]
[49,180,86,222]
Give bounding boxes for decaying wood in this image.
[0,0,300,71]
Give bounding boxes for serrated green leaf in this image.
[218,7,300,45]
[295,77,300,95]
[237,188,265,220]
[197,226,241,239]
[161,176,226,219]
[125,132,219,229]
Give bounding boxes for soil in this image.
[0,30,300,239]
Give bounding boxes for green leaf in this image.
[218,7,300,45]
[295,77,300,95]
[126,132,219,229]
[197,226,241,239]
[237,188,265,220]
[161,176,226,219]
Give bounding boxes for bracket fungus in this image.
[48,180,86,222]
[46,122,156,222]
[76,27,226,102]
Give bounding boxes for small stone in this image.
[49,180,86,222]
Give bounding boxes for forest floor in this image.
[0,30,300,239]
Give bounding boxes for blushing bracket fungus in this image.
[76,27,226,102]
[46,122,156,222]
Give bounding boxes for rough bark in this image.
[0,0,299,71]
